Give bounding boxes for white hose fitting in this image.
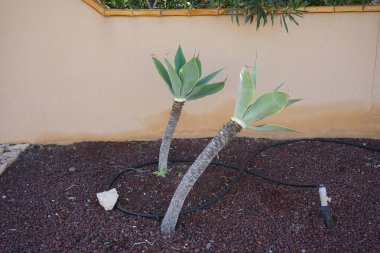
[319,185,331,207]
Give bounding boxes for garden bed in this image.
[1,137,379,252]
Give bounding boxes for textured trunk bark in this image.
[158,101,185,172]
[160,120,242,234]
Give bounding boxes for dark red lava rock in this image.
[0,138,379,252]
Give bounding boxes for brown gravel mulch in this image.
[1,138,379,252]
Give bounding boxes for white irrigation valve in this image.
[319,185,331,207]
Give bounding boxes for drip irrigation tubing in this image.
[109,138,380,219]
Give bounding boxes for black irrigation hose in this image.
[109,160,245,219]
[109,138,380,219]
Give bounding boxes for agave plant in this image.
[160,63,300,234]
[152,46,225,175]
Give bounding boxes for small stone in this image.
[206,242,212,250]
[68,197,76,200]
[96,188,119,211]
[69,167,77,172]
[194,249,200,253]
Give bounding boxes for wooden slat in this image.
[190,9,219,16]
[305,6,335,13]
[104,9,133,16]
[132,10,161,17]
[334,6,363,12]
[364,5,380,12]
[81,0,105,15]
[162,9,190,16]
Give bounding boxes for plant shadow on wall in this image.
[99,0,374,32]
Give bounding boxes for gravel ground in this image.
[0,138,379,252]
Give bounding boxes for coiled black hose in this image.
[109,138,379,221]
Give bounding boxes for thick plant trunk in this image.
[160,120,242,234]
[158,100,185,172]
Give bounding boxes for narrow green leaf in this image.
[195,68,224,87]
[242,91,289,123]
[179,58,200,97]
[256,8,261,30]
[282,14,289,33]
[273,82,285,91]
[246,124,298,132]
[196,57,202,77]
[174,46,186,75]
[187,82,225,101]
[252,60,257,85]
[236,8,239,25]
[165,58,182,98]
[152,56,173,95]
[286,98,302,107]
[234,68,255,119]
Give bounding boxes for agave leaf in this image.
[195,68,224,87]
[165,58,182,98]
[286,98,302,107]
[273,82,285,91]
[187,81,225,101]
[252,60,257,85]
[242,91,289,123]
[234,68,255,119]
[246,124,298,132]
[179,58,200,97]
[174,46,186,75]
[196,57,202,77]
[152,56,173,95]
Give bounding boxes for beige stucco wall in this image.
[0,0,379,143]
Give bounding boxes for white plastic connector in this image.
[319,186,332,207]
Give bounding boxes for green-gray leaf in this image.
[252,60,257,85]
[246,124,298,132]
[273,82,285,91]
[234,68,255,119]
[242,91,289,123]
[187,82,225,101]
[286,98,302,107]
[195,68,224,87]
[174,46,186,75]
[165,58,182,98]
[196,57,202,77]
[179,58,200,97]
[152,56,173,95]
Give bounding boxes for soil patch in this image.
[1,138,379,252]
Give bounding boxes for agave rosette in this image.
[232,63,301,132]
[152,46,225,101]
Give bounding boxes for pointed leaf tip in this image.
[246,124,299,132]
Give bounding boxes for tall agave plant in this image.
[160,63,301,234]
[152,46,225,175]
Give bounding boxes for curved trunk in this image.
[158,100,185,172]
[160,120,242,234]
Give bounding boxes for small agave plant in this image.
[152,46,225,176]
[160,63,301,234]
